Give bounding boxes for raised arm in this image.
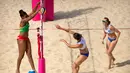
[55,25,75,34]
[29,2,40,16]
[22,8,41,22]
[60,39,82,48]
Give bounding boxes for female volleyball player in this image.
[56,25,89,73]
[102,17,121,69]
[16,2,40,73]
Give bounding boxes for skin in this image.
[102,18,121,69]
[16,2,41,73]
[56,25,89,73]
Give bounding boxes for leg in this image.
[107,42,115,65]
[107,40,116,64]
[106,40,111,69]
[16,40,26,73]
[106,40,110,53]
[77,66,80,72]
[72,55,88,73]
[111,53,116,65]
[107,39,116,61]
[76,55,80,72]
[108,53,112,69]
[72,63,79,73]
[26,39,36,71]
[107,40,117,69]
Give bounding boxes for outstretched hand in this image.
[56,25,62,29]
[102,40,104,44]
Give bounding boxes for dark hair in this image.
[19,9,27,17]
[104,17,111,25]
[73,33,82,42]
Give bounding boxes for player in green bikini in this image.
[16,2,40,73]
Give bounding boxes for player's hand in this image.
[102,40,104,44]
[56,25,62,29]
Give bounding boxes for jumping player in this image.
[56,25,89,73]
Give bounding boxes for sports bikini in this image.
[77,37,89,57]
[20,23,29,33]
[17,23,29,40]
[104,24,116,42]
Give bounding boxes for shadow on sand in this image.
[116,60,130,67]
[55,7,101,20]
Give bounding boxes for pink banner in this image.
[32,0,40,21]
[46,0,54,20]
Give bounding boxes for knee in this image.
[18,55,24,60]
[107,51,111,56]
[72,63,77,69]
[27,53,32,58]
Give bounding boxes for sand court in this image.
[0,0,130,73]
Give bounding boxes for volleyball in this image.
[41,7,46,14]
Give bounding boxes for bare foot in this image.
[108,65,115,69]
[112,58,116,65]
[108,66,111,69]
[16,69,20,73]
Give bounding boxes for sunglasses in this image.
[102,20,107,23]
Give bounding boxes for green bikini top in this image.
[20,23,29,33]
